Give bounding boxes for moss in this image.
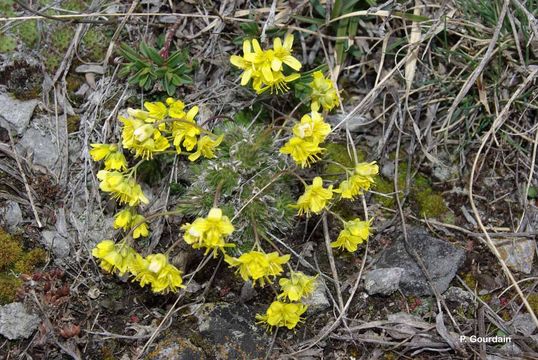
[373,161,449,218]
[67,115,81,133]
[463,272,477,289]
[0,273,22,304]
[51,26,74,52]
[14,248,47,274]
[44,54,62,72]
[323,143,365,181]
[0,228,47,303]
[0,229,23,270]
[0,33,17,53]
[16,20,39,47]
[527,293,538,315]
[81,28,109,62]
[61,0,87,11]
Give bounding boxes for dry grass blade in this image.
[468,66,538,328]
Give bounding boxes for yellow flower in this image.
[292,111,331,143]
[104,151,128,171]
[256,301,307,330]
[120,116,170,159]
[254,72,300,94]
[90,144,128,171]
[97,170,149,206]
[278,272,318,301]
[188,135,224,162]
[166,98,186,119]
[181,208,235,255]
[132,214,149,239]
[330,218,373,252]
[224,251,290,286]
[294,177,333,216]
[131,253,185,293]
[272,34,302,72]
[91,240,135,275]
[172,106,201,153]
[355,161,379,179]
[244,38,277,83]
[90,144,116,161]
[334,174,372,199]
[144,101,168,120]
[113,208,133,231]
[279,136,323,168]
[309,71,339,112]
[127,108,150,120]
[230,39,255,86]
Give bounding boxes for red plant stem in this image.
[159,18,181,59]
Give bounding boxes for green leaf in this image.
[167,50,187,68]
[119,43,142,63]
[393,11,429,22]
[240,22,259,36]
[145,45,165,66]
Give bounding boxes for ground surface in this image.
[1,0,538,359]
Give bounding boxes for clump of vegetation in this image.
[374,161,449,219]
[119,42,193,95]
[0,228,48,304]
[90,33,379,332]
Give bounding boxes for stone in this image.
[0,302,41,340]
[304,285,330,314]
[0,200,22,230]
[74,64,105,75]
[17,127,60,173]
[495,238,535,274]
[149,338,205,360]
[192,303,271,359]
[0,93,38,135]
[444,286,474,308]
[511,313,536,336]
[375,227,466,296]
[364,267,403,296]
[41,230,70,258]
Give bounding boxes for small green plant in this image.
[118,42,193,95]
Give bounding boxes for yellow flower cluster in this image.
[119,98,223,161]
[278,271,317,302]
[309,70,339,112]
[334,161,379,200]
[255,301,307,330]
[280,111,332,168]
[224,251,290,286]
[230,34,302,94]
[92,240,184,293]
[181,208,235,256]
[294,177,334,216]
[90,144,128,171]
[97,170,149,207]
[331,218,373,252]
[113,208,149,239]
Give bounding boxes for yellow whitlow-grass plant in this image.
[91,33,378,330]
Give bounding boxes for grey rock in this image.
[149,338,205,360]
[511,313,536,336]
[74,64,105,75]
[381,161,395,178]
[364,267,403,295]
[304,285,330,314]
[375,227,466,296]
[0,302,40,340]
[192,303,270,359]
[0,200,22,229]
[495,238,535,274]
[41,230,70,258]
[444,286,474,308]
[17,127,60,173]
[0,93,38,135]
[239,281,256,303]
